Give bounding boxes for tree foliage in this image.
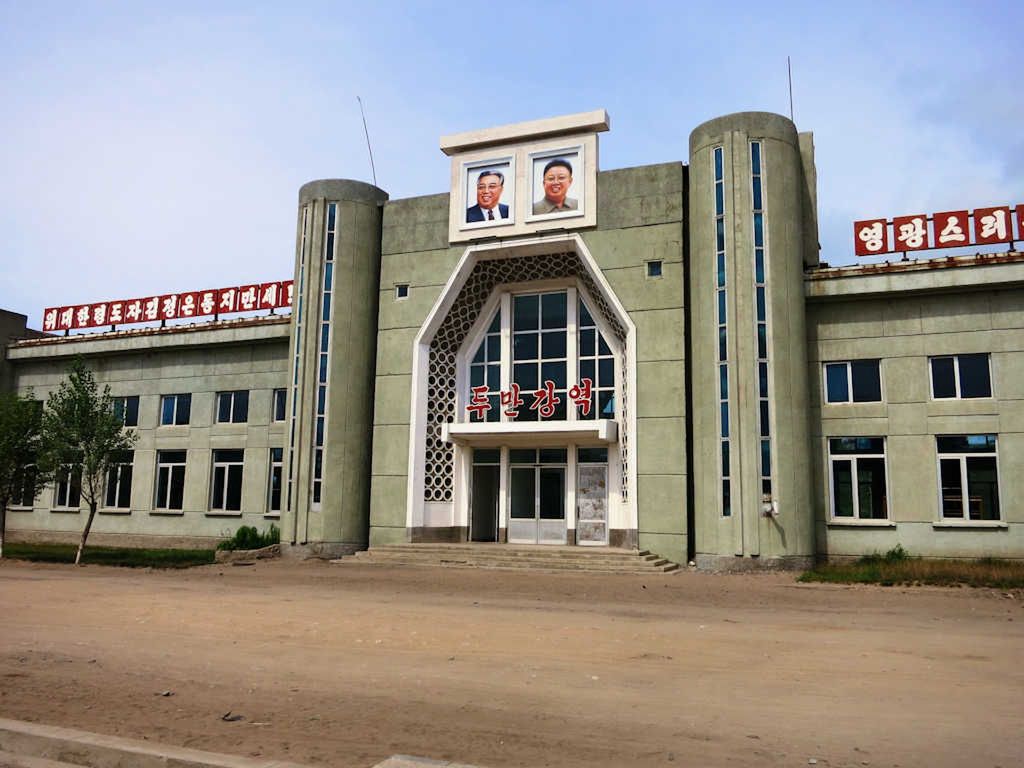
[0,390,50,559]
[41,358,136,565]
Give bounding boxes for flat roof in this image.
[7,314,290,360]
[804,250,1024,300]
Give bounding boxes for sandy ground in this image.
[0,558,1021,768]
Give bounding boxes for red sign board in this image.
[853,204,1020,256]
[42,280,293,333]
[853,218,889,256]
[892,215,930,252]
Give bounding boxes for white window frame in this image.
[267,447,284,516]
[823,360,883,404]
[103,452,134,510]
[160,393,191,426]
[936,435,1000,522]
[456,280,622,427]
[112,395,140,427]
[154,451,187,511]
[216,390,249,423]
[272,389,287,423]
[11,464,38,509]
[53,464,82,510]
[210,449,245,513]
[827,437,890,521]
[929,354,992,400]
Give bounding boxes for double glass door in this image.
[509,449,566,544]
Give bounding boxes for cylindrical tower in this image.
[688,112,814,568]
[282,179,388,558]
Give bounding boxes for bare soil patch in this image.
[0,558,1021,768]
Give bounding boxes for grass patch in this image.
[800,546,1024,589]
[2,542,215,568]
[216,524,280,552]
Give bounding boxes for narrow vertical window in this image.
[751,141,772,497]
[312,202,337,505]
[714,145,730,516]
[286,206,309,512]
[268,448,284,514]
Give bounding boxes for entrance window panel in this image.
[538,468,565,520]
[510,468,535,519]
[463,289,618,427]
[469,308,501,423]
[578,447,608,463]
[577,297,615,421]
[511,291,568,421]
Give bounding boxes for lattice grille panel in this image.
[422,252,630,502]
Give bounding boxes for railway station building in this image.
[3,110,1022,568]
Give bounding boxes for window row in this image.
[824,354,993,404]
[18,449,285,515]
[828,434,1000,522]
[107,389,287,427]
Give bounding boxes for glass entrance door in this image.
[508,449,567,544]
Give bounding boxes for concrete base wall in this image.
[695,553,815,572]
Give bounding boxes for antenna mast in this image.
[357,96,378,187]
[787,57,794,122]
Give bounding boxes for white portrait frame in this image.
[526,144,585,224]
[460,156,516,232]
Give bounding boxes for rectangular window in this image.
[268,447,283,514]
[210,449,244,512]
[53,465,82,509]
[112,395,140,427]
[103,451,134,509]
[823,362,880,405]
[937,435,999,521]
[824,360,882,403]
[272,389,287,422]
[155,450,187,511]
[160,393,192,425]
[828,437,888,520]
[12,465,38,507]
[930,354,991,399]
[216,390,249,423]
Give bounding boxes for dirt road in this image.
[0,559,1021,768]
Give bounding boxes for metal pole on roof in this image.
[787,57,794,123]
[357,96,378,188]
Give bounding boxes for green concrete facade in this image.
[4,319,289,547]
[3,109,1022,566]
[806,258,1024,559]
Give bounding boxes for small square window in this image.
[160,393,191,425]
[216,391,249,423]
[395,284,409,300]
[930,354,992,399]
[824,360,882,403]
[112,396,140,427]
[646,260,663,278]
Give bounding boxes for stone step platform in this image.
[346,543,680,574]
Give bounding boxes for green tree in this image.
[41,358,136,565]
[0,391,50,559]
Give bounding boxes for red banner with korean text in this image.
[853,204,1021,257]
[42,280,294,333]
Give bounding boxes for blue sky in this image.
[1,1,1021,326]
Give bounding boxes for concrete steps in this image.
[347,544,680,574]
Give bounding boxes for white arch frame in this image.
[405,233,638,539]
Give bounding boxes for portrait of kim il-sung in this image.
[529,146,584,220]
[464,159,514,227]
